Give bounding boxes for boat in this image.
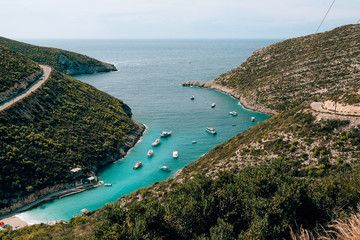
[173,150,178,158]
[160,166,171,172]
[147,150,153,157]
[190,95,195,100]
[192,140,197,144]
[152,139,161,146]
[211,103,216,108]
[251,117,255,122]
[229,111,238,116]
[133,161,142,169]
[160,131,172,138]
[206,127,217,134]
[104,183,112,186]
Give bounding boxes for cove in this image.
[18,39,276,223]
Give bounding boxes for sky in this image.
[0,0,359,39]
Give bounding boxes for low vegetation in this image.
[213,24,360,112]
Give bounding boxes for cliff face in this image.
[0,37,117,75]
[57,52,117,75]
[183,24,360,114]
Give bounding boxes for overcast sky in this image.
[0,0,359,39]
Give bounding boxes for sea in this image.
[17,39,279,224]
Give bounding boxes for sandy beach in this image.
[0,215,28,230]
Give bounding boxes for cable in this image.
[357,18,360,24]
[316,0,336,33]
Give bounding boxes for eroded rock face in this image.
[58,54,117,75]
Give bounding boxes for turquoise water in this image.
[19,39,278,223]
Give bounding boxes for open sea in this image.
[17,39,279,223]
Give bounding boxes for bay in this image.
[18,39,278,223]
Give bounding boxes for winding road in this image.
[0,65,51,111]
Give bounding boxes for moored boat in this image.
[206,127,217,134]
[229,111,238,116]
[147,150,153,157]
[211,103,216,108]
[160,166,171,172]
[173,150,178,158]
[104,183,112,186]
[192,140,197,144]
[190,95,195,100]
[251,117,255,122]
[160,131,172,138]
[133,161,142,169]
[152,139,161,146]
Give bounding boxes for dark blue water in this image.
[19,39,278,223]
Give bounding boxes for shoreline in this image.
[0,121,146,228]
[181,81,278,115]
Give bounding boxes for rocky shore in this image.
[181,80,278,115]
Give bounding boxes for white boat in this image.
[173,150,178,158]
[211,103,216,108]
[229,111,238,116]
[104,183,112,186]
[160,166,171,172]
[206,127,217,135]
[147,150,153,157]
[160,131,172,138]
[251,117,255,122]
[152,139,161,146]
[190,95,195,100]
[192,140,197,144]
[133,161,142,169]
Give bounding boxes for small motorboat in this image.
[152,139,161,146]
[192,140,197,144]
[147,150,153,157]
[160,131,172,138]
[211,103,216,108]
[206,127,217,135]
[229,111,238,116]
[190,95,195,100]
[104,183,112,186]
[251,117,255,122]
[160,166,171,172]
[133,161,142,169]
[173,150,178,158]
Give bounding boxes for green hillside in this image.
[0,37,117,75]
[0,45,42,100]
[205,24,360,112]
[0,69,143,210]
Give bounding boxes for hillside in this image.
[0,67,144,212]
[0,37,117,75]
[0,45,42,103]
[2,25,360,239]
[183,24,360,114]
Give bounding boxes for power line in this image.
[316,0,336,33]
[357,18,360,24]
